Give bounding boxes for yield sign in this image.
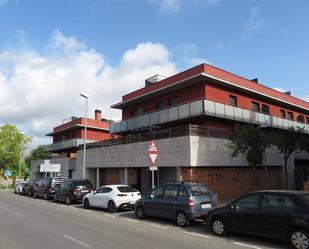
[148,140,158,166]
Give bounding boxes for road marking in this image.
[184,231,209,239]
[14,212,25,218]
[81,209,93,213]
[62,234,91,248]
[0,205,9,211]
[124,218,138,223]
[150,224,168,230]
[233,242,262,249]
[103,214,116,218]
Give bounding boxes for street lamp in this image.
[80,93,88,179]
[18,132,24,181]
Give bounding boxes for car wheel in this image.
[44,192,48,200]
[28,190,31,197]
[14,189,16,194]
[176,211,189,227]
[53,193,57,202]
[107,201,116,213]
[135,206,145,219]
[65,195,71,205]
[211,217,227,236]
[83,198,90,209]
[33,191,37,199]
[290,229,309,249]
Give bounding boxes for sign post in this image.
[4,170,12,191]
[148,140,158,189]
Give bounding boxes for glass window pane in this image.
[151,186,164,198]
[164,185,178,199]
[262,194,284,211]
[235,194,259,209]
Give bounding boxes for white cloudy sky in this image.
[0,31,178,152]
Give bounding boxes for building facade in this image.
[76,64,309,200]
[31,110,113,179]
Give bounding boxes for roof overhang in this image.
[111,72,309,114]
[46,124,109,136]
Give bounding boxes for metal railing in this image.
[110,98,309,134]
[45,138,94,152]
[83,125,231,150]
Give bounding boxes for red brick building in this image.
[77,64,309,200]
[31,110,113,179]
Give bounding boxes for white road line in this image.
[124,218,138,223]
[103,214,116,218]
[184,232,209,239]
[14,212,25,218]
[81,209,93,213]
[233,242,262,249]
[0,205,9,211]
[62,234,91,248]
[150,224,169,230]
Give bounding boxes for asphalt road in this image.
[0,190,289,249]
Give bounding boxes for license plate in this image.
[81,190,89,193]
[129,201,135,205]
[201,203,212,209]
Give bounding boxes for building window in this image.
[280,109,286,119]
[229,95,237,106]
[261,104,270,114]
[252,101,260,112]
[306,117,309,125]
[155,101,164,110]
[138,107,148,114]
[167,97,178,107]
[287,111,294,121]
[131,108,138,117]
[297,115,305,123]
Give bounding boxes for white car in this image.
[83,185,141,212]
[14,181,27,194]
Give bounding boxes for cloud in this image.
[273,87,286,93]
[149,0,220,14]
[245,6,265,34]
[0,0,7,6]
[173,42,209,68]
[0,30,177,152]
[304,96,309,102]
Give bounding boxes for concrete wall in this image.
[30,158,75,178]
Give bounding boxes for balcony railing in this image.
[110,99,309,134]
[45,138,94,152]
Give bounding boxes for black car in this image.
[207,190,309,249]
[33,177,68,199]
[135,182,215,227]
[54,179,93,204]
[23,179,39,197]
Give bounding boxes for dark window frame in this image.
[287,111,294,121]
[229,95,238,107]
[280,109,286,119]
[251,101,260,112]
[167,97,178,107]
[261,104,270,114]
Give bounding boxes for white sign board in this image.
[149,166,158,171]
[40,163,61,173]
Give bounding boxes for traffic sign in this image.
[148,140,158,166]
[4,169,12,177]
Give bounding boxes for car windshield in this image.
[117,186,138,193]
[190,185,210,196]
[302,194,309,206]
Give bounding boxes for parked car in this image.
[207,190,309,249]
[134,181,215,227]
[33,177,68,199]
[23,179,39,197]
[14,181,27,194]
[83,185,141,212]
[54,179,93,204]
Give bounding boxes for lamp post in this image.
[18,132,24,181]
[80,93,88,179]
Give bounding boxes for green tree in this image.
[271,127,303,190]
[25,145,51,167]
[0,124,31,178]
[228,124,270,190]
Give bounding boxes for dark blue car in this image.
[135,182,215,227]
